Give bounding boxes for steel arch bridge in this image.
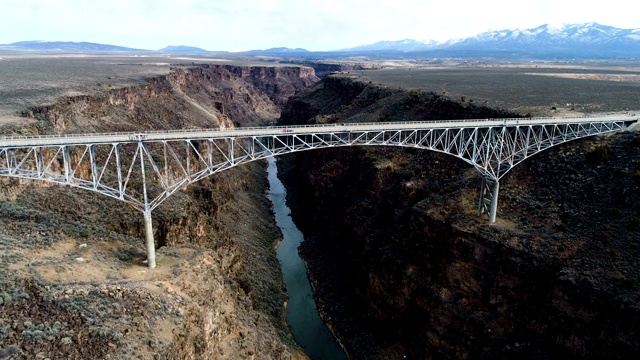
[1,115,638,268]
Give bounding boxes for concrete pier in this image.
[143,210,156,269]
[489,180,499,223]
[478,176,500,223]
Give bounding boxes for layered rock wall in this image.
[278,76,640,359]
[24,64,318,133]
[0,64,318,359]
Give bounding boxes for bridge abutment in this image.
[143,210,156,269]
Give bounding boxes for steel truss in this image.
[0,117,636,267]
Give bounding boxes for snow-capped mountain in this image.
[341,23,640,58]
[445,23,639,51]
[342,39,439,52]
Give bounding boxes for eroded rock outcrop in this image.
[25,64,317,133]
[0,64,318,359]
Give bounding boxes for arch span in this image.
[1,115,637,267]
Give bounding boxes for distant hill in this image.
[241,47,310,55]
[343,39,439,52]
[159,45,211,53]
[0,41,147,53]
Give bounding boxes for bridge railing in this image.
[0,114,636,144]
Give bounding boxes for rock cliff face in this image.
[278,77,640,359]
[23,64,317,134]
[218,65,318,106]
[0,64,318,359]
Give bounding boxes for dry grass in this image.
[0,55,172,112]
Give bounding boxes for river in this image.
[266,157,346,360]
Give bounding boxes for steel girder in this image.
[0,119,630,215]
[323,121,626,180]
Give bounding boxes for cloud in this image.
[0,0,637,51]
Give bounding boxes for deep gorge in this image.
[277,77,640,359]
[1,63,639,359]
[0,63,318,359]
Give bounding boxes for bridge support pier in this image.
[489,180,499,223]
[143,210,156,269]
[478,176,500,223]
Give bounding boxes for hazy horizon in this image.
[0,0,637,52]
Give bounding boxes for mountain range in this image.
[345,23,640,58]
[1,23,638,59]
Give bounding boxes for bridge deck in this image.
[1,115,637,147]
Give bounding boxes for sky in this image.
[0,0,637,52]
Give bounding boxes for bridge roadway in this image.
[1,114,636,147]
[0,114,638,269]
